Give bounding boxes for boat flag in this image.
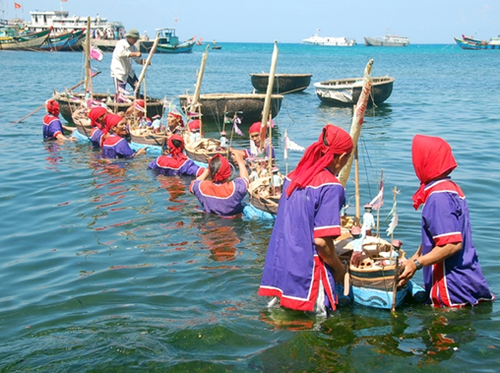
[61,0,68,2]
[284,132,305,160]
[14,2,21,8]
[233,117,244,136]
[386,198,398,236]
[90,45,103,62]
[369,179,384,210]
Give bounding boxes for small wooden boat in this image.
[55,92,165,124]
[248,176,281,215]
[71,108,92,137]
[314,76,395,106]
[184,137,226,163]
[139,28,195,53]
[129,127,169,147]
[250,73,312,94]
[178,93,283,124]
[0,28,51,51]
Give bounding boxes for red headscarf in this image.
[169,112,184,127]
[188,119,200,132]
[249,122,261,134]
[209,154,232,183]
[103,114,124,134]
[88,107,108,128]
[167,134,186,158]
[411,134,457,210]
[286,124,353,197]
[46,99,60,116]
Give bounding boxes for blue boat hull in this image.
[352,280,426,309]
[454,37,500,50]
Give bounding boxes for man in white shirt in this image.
[110,28,144,101]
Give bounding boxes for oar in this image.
[11,71,102,124]
[134,32,161,98]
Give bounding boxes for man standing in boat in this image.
[110,28,146,102]
[258,124,352,316]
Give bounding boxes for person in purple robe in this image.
[258,124,353,315]
[102,114,146,159]
[190,151,248,217]
[398,134,494,308]
[148,134,204,177]
[43,100,71,141]
[88,106,109,148]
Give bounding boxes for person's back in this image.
[149,155,203,177]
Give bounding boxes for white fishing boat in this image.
[303,30,356,46]
[364,34,410,47]
[25,10,126,51]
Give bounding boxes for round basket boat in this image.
[178,93,283,125]
[250,73,312,94]
[184,138,227,164]
[129,128,169,147]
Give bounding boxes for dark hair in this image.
[171,139,182,149]
[209,156,221,178]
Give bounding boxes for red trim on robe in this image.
[434,233,463,246]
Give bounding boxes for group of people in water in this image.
[41,26,495,316]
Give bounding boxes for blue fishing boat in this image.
[139,28,195,54]
[40,28,85,51]
[454,36,500,50]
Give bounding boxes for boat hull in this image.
[178,93,283,124]
[250,73,312,94]
[454,37,500,50]
[129,130,168,147]
[0,28,51,50]
[55,92,164,124]
[314,76,395,106]
[364,36,409,47]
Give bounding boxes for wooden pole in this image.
[189,45,209,113]
[84,17,92,99]
[354,146,360,226]
[260,40,278,150]
[338,59,373,187]
[134,32,161,97]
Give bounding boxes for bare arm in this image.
[398,242,462,286]
[231,150,249,180]
[314,236,345,283]
[196,167,210,181]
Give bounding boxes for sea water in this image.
[1,43,500,372]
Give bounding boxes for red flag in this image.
[14,2,21,8]
[61,0,68,2]
[370,180,384,210]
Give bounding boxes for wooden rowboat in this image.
[178,93,283,125]
[314,76,395,106]
[184,137,226,164]
[250,73,312,94]
[55,91,165,124]
[129,128,168,147]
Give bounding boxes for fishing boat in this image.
[454,36,500,50]
[25,10,125,52]
[40,29,85,51]
[364,34,409,47]
[314,76,395,106]
[55,91,165,124]
[303,30,356,46]
[139,28,195,53]
[0,28,51,50]
[178,93,283,125]
[249,73,312,94]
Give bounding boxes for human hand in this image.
[136,147,147,155]
[397,259,417,287]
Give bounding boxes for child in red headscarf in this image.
[43,99,71,141]
[190,151,249,216]
[398,134,494,308]
[148,134,205,177]
[102,114,146,158]
[259,124,353,316]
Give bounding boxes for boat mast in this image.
[260,40,278,151]
[84,17,92,100]
[338,58,373,187]
[190,45,209,115]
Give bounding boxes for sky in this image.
[3,0,500,44]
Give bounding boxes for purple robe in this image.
[190,178,248,216]
[43,114,63,140]
[102,135,134,158]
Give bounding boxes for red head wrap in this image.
[46,99,60,116]
[249,122,261,134]
[103,114,124,134]
[286,124,353,197]
[411,134,457,210]
[169,112,184,127]
[209,154,232,183]
[188,119,200,132]
[88,106,108,128]
[167,134,186,158]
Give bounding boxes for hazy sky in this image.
[4,0,500,44]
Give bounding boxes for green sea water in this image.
[0,43,499,372]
